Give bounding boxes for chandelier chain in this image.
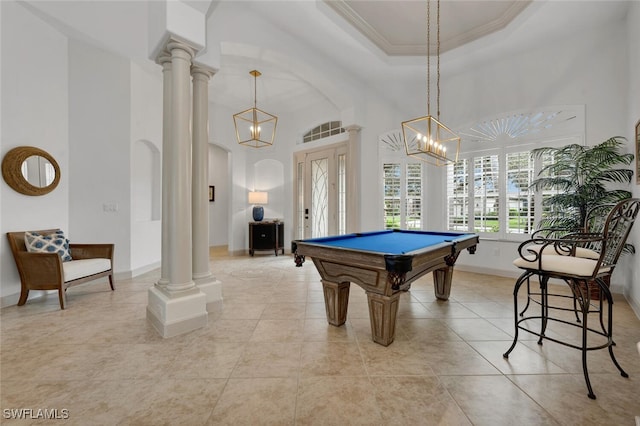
[401,0,460,166]
[426,0,430,116]
[437,0,440,119]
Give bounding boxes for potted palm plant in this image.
[530,136,634,231]
[530,136,635,299]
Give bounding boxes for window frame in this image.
[382,159,425,230]
[379,107,585,240]
[449,137,580,241]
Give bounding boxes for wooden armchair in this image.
[6,229,114,309]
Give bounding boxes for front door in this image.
[294,143,347,239]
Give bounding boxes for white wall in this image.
[130,61,163,275]
[253,159,285,221]
[68,39,132,274]
[68,41,164,279]
[358,97,406,231]
[1,3,164,305]
[209,102,247,254]
[442,23,628,140]
[625,1,640,316]
[0,1,69,304]
[208,143,229,247]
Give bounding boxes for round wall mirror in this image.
[2,146,60,196]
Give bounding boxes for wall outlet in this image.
[103,203,118,212]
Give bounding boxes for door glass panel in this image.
[311,158,328,238]
[296,161,304,239]
[338,154,346,235]
[295,143,348,240]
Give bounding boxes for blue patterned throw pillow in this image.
[25,230,72,262]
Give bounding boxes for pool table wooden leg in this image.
[366,292,401,346]
[321,280,350,326]
[433,266,454,300]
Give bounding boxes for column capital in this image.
[345,124,363,133]
[167,38,196,60]
[191,63,217,80]
[156,52,173,73]
[155,50,171,66]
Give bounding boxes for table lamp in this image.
[248,191,268,221]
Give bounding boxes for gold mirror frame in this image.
[1,146,60,196]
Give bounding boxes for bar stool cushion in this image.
[525,244,600,260]
[513,254,610,277]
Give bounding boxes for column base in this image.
[146,285,208,338]
[195,276,224,317]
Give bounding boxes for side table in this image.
[249,221,284,256]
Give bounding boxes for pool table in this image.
[292,229,479,346]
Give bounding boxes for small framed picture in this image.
[209,186,215,202]
[636,120,640,185]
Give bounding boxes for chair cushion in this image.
[525,244,600,260]
[63,258,111,282]
[25,230,72,261]
[513,254,610,277]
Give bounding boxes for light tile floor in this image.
[1,252,639,425]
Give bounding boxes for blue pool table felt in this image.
[304,230,470,255]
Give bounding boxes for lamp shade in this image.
[248,191,268,205]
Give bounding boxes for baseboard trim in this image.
[454,264,523,280]
[0,262,161,309]
[3,261,638,322]
[0,292,22,308]
[114,262,161,281]
[626,289,640,319]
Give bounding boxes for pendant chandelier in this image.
[233,70,278,148]
[402,0,460,166]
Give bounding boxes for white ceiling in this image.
[209,0,630,114]
[325,0,532,55]
[22,1,632,115]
